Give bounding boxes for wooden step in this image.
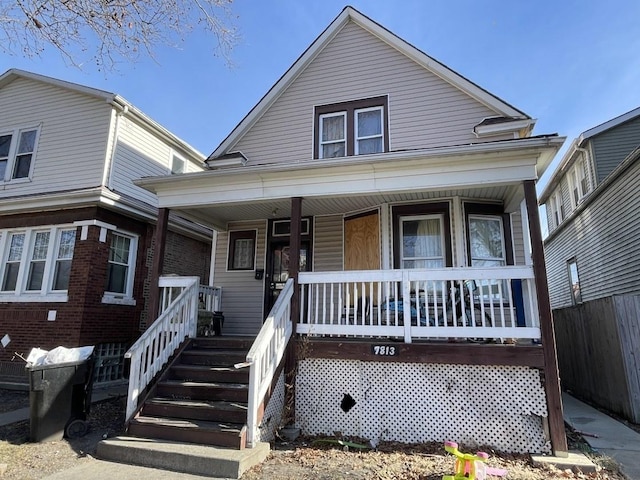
[142,397,248,424]
[191,337,254,351]
[169,364,250,383]
[180,349,248,367]
[128,415,246,449]
[156,380,249,402]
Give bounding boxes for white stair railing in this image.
[124,276,200,421]
[245,278,294,447]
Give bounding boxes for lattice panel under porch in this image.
[295,359,549,453]
[258,371,286,443]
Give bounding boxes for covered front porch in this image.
[131,139,567,454]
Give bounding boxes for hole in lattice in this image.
[341,393,356,412]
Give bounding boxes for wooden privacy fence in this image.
[553,294,640,423]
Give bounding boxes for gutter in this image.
[138,135,565,190]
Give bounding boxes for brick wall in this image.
[0,207,211,363]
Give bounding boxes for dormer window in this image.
[314,96,388,159]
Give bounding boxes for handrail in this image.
[245,278,294,447]
[124,276,200,421]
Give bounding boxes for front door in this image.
[265,242,309,313]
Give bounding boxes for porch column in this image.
[289,197,302,333]
[524,180,568,456]
[148,207,169,325]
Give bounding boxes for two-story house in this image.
[108,8,568,470]
[0,69,214,384]
[540,106,640,423]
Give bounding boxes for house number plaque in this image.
[371,345,398,356]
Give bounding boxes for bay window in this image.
[0,226,76,299]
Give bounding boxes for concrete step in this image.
[156,379,249,402]
[142,397,248,423]
[169,364,250,383]
[97,436,270,479]
[180,349,248,367]
[128,415,246,448]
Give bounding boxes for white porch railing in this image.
[245,278,294,447]
[124,276,201,421]
[298,267,540,343]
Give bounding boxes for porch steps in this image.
[97,436,270,479]
[126,336,253,451]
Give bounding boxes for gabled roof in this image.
[209,6,529,160]
[581,105,640,141]
[539,105,640,203]
[0,68,205,161]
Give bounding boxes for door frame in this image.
[264,217,313,316]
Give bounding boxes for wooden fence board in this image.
[553,295,638,421]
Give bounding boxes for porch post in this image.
[148,207,169,325]
[284,197,302,424]
[289,197,302,332]
[523,180,567,456]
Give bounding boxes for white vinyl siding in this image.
[214,221,267,336]
[111,118,204,206]
[0,77,110,198]
[313,215,343,271]
[545,156,640,309]
[230,20,503,166]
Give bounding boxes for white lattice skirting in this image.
[258,371,286,443]
[295,359,550,453]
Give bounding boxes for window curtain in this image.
[402,218,443,269]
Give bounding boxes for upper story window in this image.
[549,190,564,228]
[568,159,590,208]
[171,154,186,174]
[314,96,388,159]
[0,226,76,301]
[0,127,39,182]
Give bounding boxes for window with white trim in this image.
[549,190,564,228]
[105,232,137,298]
[0,127,39,182]
[171,154,186,174]
[0,226,76,298]
[568,159,590,208]
[567,258,581,304]
[314,96,388,159]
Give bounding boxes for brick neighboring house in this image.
[0,69,212,382]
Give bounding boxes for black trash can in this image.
[27,356,95,442]
[212,311,224,336]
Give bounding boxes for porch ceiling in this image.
[172,185,516,230]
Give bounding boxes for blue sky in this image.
[2,0,640,190]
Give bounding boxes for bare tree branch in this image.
[0,0,238,71]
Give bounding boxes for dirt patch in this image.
[0,388,629,480]
[241,435,626,480]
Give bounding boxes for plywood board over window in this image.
[344,211,380,271]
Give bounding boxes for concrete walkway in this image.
[563,393,640,480]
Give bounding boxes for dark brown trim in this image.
[524,180,567,456]
[148,208,169,323]
[392,202,453,268]
[302,339,544,368]
[227,230,257,271]
[313,95,389,158]
[463,202,514,266]
[344,208,379,221]
[289,197,302,333]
